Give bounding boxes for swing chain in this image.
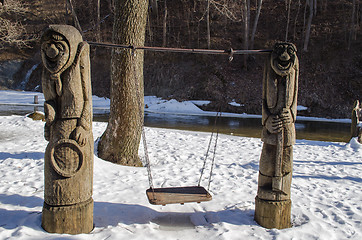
[142,127,154,189]
[207,112,221,190]
[131,48,154,189]
[131,47,219,192]
[198,110,221,190]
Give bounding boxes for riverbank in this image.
[0,90,352,123]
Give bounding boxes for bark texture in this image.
[97,0,148,166]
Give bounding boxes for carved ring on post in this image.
[50,139,84,178]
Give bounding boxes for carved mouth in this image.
[277,60,292,70]
[46,58,57,68]
[46,52,62,62]
[43,51,65,70]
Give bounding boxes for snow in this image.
[191,100,211,107]
[145,96,204,114]
[297,105,308,111]
[0,90,361,239]
[0,90,44,106]
[228,100,244,107]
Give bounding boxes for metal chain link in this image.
[131,48,154,189]
[198,110,221,190]
[131,48,220,191]
[198,111,220,186]
[207,112,221,191]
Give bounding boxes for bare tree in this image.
[97,0,101,42]
[162,0,167,46]
[250,0,263,49]
[150,0,158,16]
[66,0,82,33]
[210,0,239,22]
[0,18,28,48]
[242,0,250,67]
[293,0,302,41]
[209,0,263,52]
[0,0,25,12]
[0,0,30,49]
[303,0,314,52]
[209,0,262,61]
[348,0,357,50]
[285,0,292,41]
[207,0,211,48]
[97,0,148,166]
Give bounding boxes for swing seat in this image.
[146,186,212,205]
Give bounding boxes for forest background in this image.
[0,0,361,119]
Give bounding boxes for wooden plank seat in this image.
[146,186,212,205]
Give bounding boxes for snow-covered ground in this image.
[0,90,361,239]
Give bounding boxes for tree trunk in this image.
[66,0,83,33]
[97,0,148,166]
[357,0,360,27]
[302,0,307,45]
[97,0,101,42]
[147,10,153,44]
[206,0,211,49]
[303,0,313,52]
[293,0,302,41]
[285,0,291,41]
[250,0,263,49]
[150,0,158,17]
[162,0,167,47]
[348,0,356,50]
[242,0,250,68]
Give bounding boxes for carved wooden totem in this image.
[254,42,299,229]
[351,100,362,143]
[41,25,93,234]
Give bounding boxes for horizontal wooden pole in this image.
[87,41,272,55]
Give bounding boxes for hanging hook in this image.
[131,45,136,57]
[228,48,234,62]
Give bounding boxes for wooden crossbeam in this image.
[87,41,272,56]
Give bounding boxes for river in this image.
[96,112,351,143]
[0,104,351,143]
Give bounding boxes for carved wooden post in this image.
[34,95,39,112]
[41,25,93,234]
[255,42,299,229]
[351,100,361,142]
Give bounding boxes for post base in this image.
[254,196,291,229]
[42,198,93,234]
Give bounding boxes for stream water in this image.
[96,112,351,143]
[0,105,351,143]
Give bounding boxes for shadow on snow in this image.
[0,151,44,161]
[0,193,257,232]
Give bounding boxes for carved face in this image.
[41,32,70,73]
[271,43,297,76]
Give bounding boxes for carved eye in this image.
[287,46,295,55]
[52,34,63,41]
[56,43,64,51]
[276,46,285,55]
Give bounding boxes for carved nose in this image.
[46,44,59,59]
[279,51,290,61]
